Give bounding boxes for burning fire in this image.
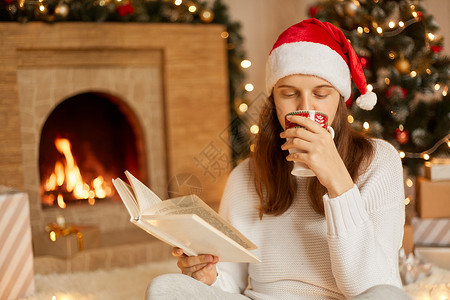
[42,138,113,208]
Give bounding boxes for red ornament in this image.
[4,0,12,3]
[416,11,422,20]
[117,3,134,16]
[386,85,407,99]
[359,56,370,69]
[309,6,321,18]
[395,128,409,144]
[431,45,443,53]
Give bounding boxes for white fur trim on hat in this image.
[355,90,377,110]
[266,41,351,98]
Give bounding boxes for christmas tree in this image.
[309,0,450,174]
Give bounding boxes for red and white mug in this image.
[285,110,335,177]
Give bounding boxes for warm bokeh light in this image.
[406,178,413,188]
[347,115,354,124]
[388,21,395,28]
[410,71,417,77]
[239,103,248,112]
[423,154,430,160]
[399,151,405,158]
[363,122,370,130]
[221,32,229,39]
[174,0,182,5]
[398,21,404,27]
[188,5,197,12]
[250,124,259,134]
[245,83,254,92]
[240,60,251,68]
[367,84,373,92]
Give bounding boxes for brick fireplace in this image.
[0,23,231,240]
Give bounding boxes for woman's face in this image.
[273,74,341,130]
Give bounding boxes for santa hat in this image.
[266,18,376,110]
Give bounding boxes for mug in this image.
[284,110,335,177]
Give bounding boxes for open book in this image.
[112,171,260,263]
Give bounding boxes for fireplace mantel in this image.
[0,22,231,234]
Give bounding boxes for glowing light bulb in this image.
[347,115,354,124]
[406,178,413,187]
[50,231,57,242]
[174,0,182,5]
[435,84,441,90]
[364,27,370,33]
[399,151,405,158]
[385,78,390,85]
[404,197,411,205]
[376,27,383,34]
[357,27,363,34]
[250,124,259,134]
[428,33,435,40]
[423,154,430,160]
[240,60,251,68]
[250,144,256,152]
[412,11,418,18]
[367,84,373,92]
[388,21,395,28]
[363,122,370,130]
[426,68,432,75]
[447,141,450,148]
[221,32,229,39]
[410,71,417,77]
[245,83,254,92]
[398,21,404,27]
[188,5,196,12]
[238,103,248,112]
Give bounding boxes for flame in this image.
[43,138,113,207]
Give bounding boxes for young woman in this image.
[147,18,409,299]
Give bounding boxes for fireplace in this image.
[39,92,146,208]
[0,23,232,238]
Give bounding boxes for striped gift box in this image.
[0,188,35,300]
[412,217,450,247]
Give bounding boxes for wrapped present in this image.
[416,177,450,218]
[425,158,450,181]
[402,223,414,255]
[412,217,450,247]
[33,222,101,258]
[0,187,35,300]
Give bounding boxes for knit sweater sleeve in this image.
[323,139,405,298]
[212,161,251,294]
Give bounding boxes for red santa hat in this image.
[266,18,377,110]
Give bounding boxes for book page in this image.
[143,194,257,250]
[112,178,140,219]
[139,214,260,263]
[125,171,162,212]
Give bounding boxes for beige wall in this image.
[223,0,450,102]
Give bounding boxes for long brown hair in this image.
[249,96,374,217]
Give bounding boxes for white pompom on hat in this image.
[266,18,377,110]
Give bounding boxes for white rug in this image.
[21,259,179,300]
[21,259,449,300]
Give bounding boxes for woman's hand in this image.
[280,115,353,198]
[172,247,219,285]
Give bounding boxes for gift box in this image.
[412,217,450,247]
[0,187,35,300]
[416,177,450,218]
[33,225,101,258]
[402,223,414,255]
[425,158,450,181]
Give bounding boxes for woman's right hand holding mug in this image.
[172,247,219,285]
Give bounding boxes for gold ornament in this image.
[55,3,69,18]
[395,56,411,74]
[344,1,358,16]
[200,9,214,23]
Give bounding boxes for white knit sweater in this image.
[214,138,405,300]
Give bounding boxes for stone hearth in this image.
[0,23,232,266]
